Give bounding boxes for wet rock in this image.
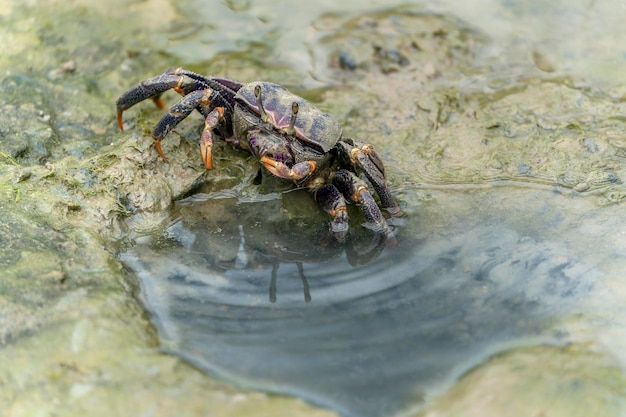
[16,167,31,182]
[415,345,626,417]
[582,137,599,153]
[0,101,56,164]
[337,50,358,70]
[374,45,410,73]
[47,60,77,80]
[518,162,531,175]
[531,48,557,73]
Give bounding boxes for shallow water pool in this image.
[121,182,623,416]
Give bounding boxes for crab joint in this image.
[203,107,225,133]
[353,185,368,202]
[174,75,187,94]
[201,89,213,106]
[329,205,348,217]
[350,144,374,164]
[349,148,360,164]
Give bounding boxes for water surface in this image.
[122,184,618,416]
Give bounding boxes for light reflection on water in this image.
[120,187,605,417]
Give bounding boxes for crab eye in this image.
[254,84,270,123]
[285,101,299,135]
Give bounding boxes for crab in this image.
[116,67,401,240]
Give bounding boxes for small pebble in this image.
[338,51,357,70]
[17,168,31,182]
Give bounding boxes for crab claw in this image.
[260,156,316,181]
[314,184,349,241]
[199,107,225,170]
[199,130,213,170]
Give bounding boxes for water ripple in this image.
[120,190,600,417]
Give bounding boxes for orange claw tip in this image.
[116,111,124,131]
[152,97,166,110]
[201,144,214,170]
[153,140,169,163]
[202,155,214,170]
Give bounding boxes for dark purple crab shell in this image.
[234,82,343,152]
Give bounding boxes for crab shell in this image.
[234,82,343,153]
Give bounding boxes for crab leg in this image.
[338,140,401,216]
[116,69,209,131]
[333,169,390,234]
[199,107,225,169]
[269,262,311,303]
[314,183,350,240]
[148,88,214,163]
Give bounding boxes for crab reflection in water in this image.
[121,189,599,417]
[162,190,395,303]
